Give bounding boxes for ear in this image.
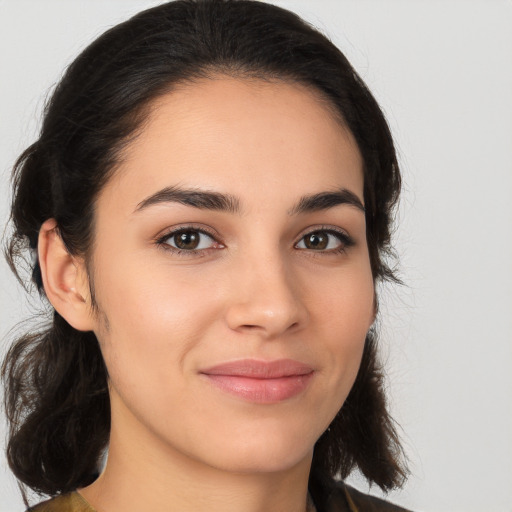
[38,219,95,332]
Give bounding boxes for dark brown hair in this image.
[2,0,406,504]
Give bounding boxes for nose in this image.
[224,251,309,339]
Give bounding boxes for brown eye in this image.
[296,229,352,252]
[162,229,217,251]
[303,232,329,250]
[174,231,200,250]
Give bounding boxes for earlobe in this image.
[38,219,95,332]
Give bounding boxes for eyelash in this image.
[295,226,355,255]
[155,225,355,258]
[155,225,222,258]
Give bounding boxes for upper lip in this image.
[200,359,314,379]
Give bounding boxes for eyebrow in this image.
[288,188,365,215]
[135,186,241,214]
[134,185,365,215]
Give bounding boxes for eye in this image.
[158,228,220,252]
[295,229,353,252]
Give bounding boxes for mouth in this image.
[199,359,315,404]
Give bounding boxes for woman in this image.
[2,1,410,510]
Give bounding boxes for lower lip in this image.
[202,373,314,403]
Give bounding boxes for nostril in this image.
[224,283,309,337]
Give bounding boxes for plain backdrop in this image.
[1,1,511,511]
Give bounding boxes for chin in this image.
[196,428,316,475]
[212,450,312,475]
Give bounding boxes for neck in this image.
[80,401,313,512]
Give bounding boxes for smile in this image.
[199,359,315,404]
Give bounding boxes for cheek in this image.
[90,257,224,391]
[309,262,374,388]
[313,259,374,334]
[96,251,220,329]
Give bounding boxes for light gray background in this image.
[1,1,511,511]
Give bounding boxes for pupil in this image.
[176,231,199,250]
[306,233,327,250]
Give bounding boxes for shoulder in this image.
[339,482,412,512]
[28,492,95,512]
[309,472,412,512]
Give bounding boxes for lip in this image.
[199,359,314,404]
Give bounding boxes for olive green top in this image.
[28,481,411,512]
[28,492,94,512]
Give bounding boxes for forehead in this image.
[98,77,363,213]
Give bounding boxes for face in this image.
[87,77,374,475]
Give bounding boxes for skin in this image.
[39,77,374,512]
